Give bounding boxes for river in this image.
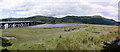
[28,23,80,28]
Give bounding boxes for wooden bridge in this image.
[0,21,45,29]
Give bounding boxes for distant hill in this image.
[1,15,119,26]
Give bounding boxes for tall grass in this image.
[2,24,119,50]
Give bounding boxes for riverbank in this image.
[2,24,119,50]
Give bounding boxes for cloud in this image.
[0,0,119,21]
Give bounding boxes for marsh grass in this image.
[2,24,119,50]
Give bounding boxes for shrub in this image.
[1,38,12,47]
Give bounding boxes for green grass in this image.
[2,24,119,50]
[0,29,2,49]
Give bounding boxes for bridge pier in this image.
[4,24,8,29]
[8,24,13,28]
[0,24,2,29]
[15,24,22,27]
[23,23,29,26]
[13,24,15,27]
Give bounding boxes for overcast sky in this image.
[0,0,119,21]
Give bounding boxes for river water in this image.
[28,23,80,28]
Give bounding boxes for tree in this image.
[2,19,10,21]
[51,20,56,24]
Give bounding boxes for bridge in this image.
[0,21,45,29]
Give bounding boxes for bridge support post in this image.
[4,24,8,29]
[8,24,13,28]
[27,23,29,26]
[1,24,5,29]
[21,23,23,27]
[18,24,21,27]
[0,24,2,29]
[13,24,15,28]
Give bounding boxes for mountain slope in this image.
[1,15,119,26]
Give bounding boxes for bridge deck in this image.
[0,21,44,24]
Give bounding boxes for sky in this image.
[0,0,119,21]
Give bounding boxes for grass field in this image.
[2,24,120,50]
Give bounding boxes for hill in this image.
[1,15,119,25]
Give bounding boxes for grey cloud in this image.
[0,0,119,21]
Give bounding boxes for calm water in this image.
[28,23,80,28]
